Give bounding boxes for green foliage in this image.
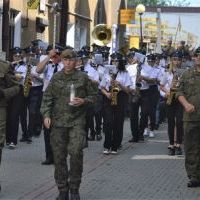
[128,0,190,7]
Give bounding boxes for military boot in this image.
[70,189,80,200]
[56,191,69,200]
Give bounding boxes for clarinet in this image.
[131,62,142,103]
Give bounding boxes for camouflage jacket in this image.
[176,66,200,121]
[41,69,98,127]
[0,59,20,107]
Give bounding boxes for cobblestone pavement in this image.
[0,120,200,200]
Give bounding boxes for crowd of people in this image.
[0,38,200,199]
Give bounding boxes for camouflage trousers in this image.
[184,122,200,180]
[0,107,6,164]
[50,125,86,192]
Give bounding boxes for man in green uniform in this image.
[0,59,20,190]
[176,47,200,187]
[41,49,97,200]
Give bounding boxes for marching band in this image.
[6,36,195,159]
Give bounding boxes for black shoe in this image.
[155,124,159,130]
[175,147,182,155]
[56,191,69,200]
[168,148,175,156]
[96,134,102,141]
[139,136,144,142]
[187,178,200,188]
[20,137,27,142]
[128,138,134,143]
[26,138,32,144]
[41,159,54,165]
[70,189,80,200]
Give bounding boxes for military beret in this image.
[61,49,77,59]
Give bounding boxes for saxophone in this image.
[166,71,182,105]
[23,62,32,97]
[110,74,120,106]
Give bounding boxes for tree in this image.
[128,0,190,7]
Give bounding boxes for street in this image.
[0,121,200,200]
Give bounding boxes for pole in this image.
[2,0,10,59]
[139,14,143,49]
[155,8,162,53]
[53,13,57,48]
[59,0,68,45]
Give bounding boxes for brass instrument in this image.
[23,60,32,97]
[166,71,182,105]
[110,74,120,106]
[92,24,112,46]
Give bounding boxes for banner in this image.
[129,36,140,49]
[27,0,39,9]
[120,9,135,25]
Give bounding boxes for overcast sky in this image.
[189,0,200,6]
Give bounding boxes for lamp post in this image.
[136,4,145,49]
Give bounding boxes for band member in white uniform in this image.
[100,52,131,154]
[6,47,28,148]
[160,51,185,156]
[82,51,100,141]
[37,44,64,165]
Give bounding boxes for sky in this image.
[189,0,200,6]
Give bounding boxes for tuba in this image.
[92,24,112,46]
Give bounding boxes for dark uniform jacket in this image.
[176,67,200,121]
[41,69,98,127]
[0,59,20,107]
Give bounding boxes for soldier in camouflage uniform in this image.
[176,47,200,187]
[41,49,97,200]
[0,59,20,190]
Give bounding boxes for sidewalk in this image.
[0,121,200,200]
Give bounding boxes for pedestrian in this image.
[0,59,20,190]
[41,49,97,200]
[176,47,200,187]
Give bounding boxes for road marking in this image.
[148,139,169,143]
[131,155,184,160]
